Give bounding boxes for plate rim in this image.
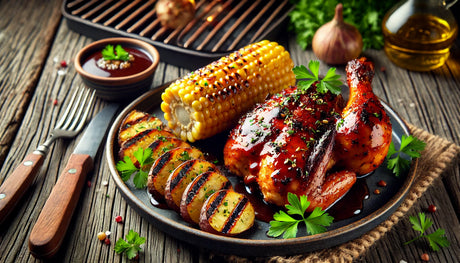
[105,85,417,256]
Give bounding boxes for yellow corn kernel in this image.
[160,40,295,142]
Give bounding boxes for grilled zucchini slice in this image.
[199,190,255,236]
[147,147,203,201]
[118,110,166,146]
[118,129,176,165]
[164,159,217,212]
[180,171,232,224]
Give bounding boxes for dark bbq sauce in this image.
[148,176,369,223]
[326,179,369,221]
[234,177,369,223]
[234,181,278,223]
[82,47,152,78]
[149,190,169,209]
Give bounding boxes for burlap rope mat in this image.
[221,124,460,263]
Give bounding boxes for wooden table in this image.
[1,0,459,262]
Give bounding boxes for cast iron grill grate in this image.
[63,0,293,68]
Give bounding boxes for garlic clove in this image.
[312,4,363,65]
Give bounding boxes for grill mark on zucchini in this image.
[185,172,209,205]
[150,151,172,175]
[206,190,227,218]
[170,161,195,190]
[122,129,153,149]
[120,114,149,130]
[222,197,248,234]
[147,139,162,151]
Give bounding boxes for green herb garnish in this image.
[404,212,450,251]
[288,0,398,50]
[293,60,343,95]
[114,229,146,259]
[386,135,426,177]
[267,192,334,239]
[102,44,130,61]
[116,147,153,189]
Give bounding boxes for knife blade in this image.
[28,103,119,259]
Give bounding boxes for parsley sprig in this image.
[404,212,450,251]
[386,135,426,177]
[116,147,154,189]
[102,44,130,61]
[114,229,146,259]
[293,61,343,95]
[268,193,334,239]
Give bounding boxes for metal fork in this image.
[0,87,95,223]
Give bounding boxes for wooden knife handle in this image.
[28,153,93,259]
[0,153,45,224]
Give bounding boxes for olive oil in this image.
[382,3,458,71]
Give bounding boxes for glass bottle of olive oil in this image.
[382,0,458,71]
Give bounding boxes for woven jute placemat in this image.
[219,124,460,263]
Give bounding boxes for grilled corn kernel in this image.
[161,40,295,142]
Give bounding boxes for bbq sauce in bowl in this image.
[82,47,153,78]
[75,37,160,102]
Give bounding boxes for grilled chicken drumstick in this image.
[334,57,392,175]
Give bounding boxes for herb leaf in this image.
[116,156,138,182]
[102,44,130,61]
[426,228,450,251]
[268,193,333,239]
[293,61,343,95]
[114,230,146,259]
[305,207,334,235]
[133,170,149,189]
[116,147,153,189]
[404,213,450,251]
[386,135,426,177]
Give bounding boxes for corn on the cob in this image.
[161,40,296,142]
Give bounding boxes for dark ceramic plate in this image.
[105,84,416,257]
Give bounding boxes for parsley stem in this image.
[404,235,422,245]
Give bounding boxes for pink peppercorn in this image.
[421,253,429,261]
[104,238,111,245]
[60,60,67,68]
[115,215,123,223]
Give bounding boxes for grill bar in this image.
[63,0,293,68]
[228,0,276,51]
[249,0,288,43]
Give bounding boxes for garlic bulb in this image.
[312,4,363,65]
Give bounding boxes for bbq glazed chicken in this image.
[334,58,392,175]
[224,57,392,211]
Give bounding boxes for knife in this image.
[28,103,119,259]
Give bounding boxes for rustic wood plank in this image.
[0,1,459,262]
[0,0,62,166]
[356,178,460,262]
